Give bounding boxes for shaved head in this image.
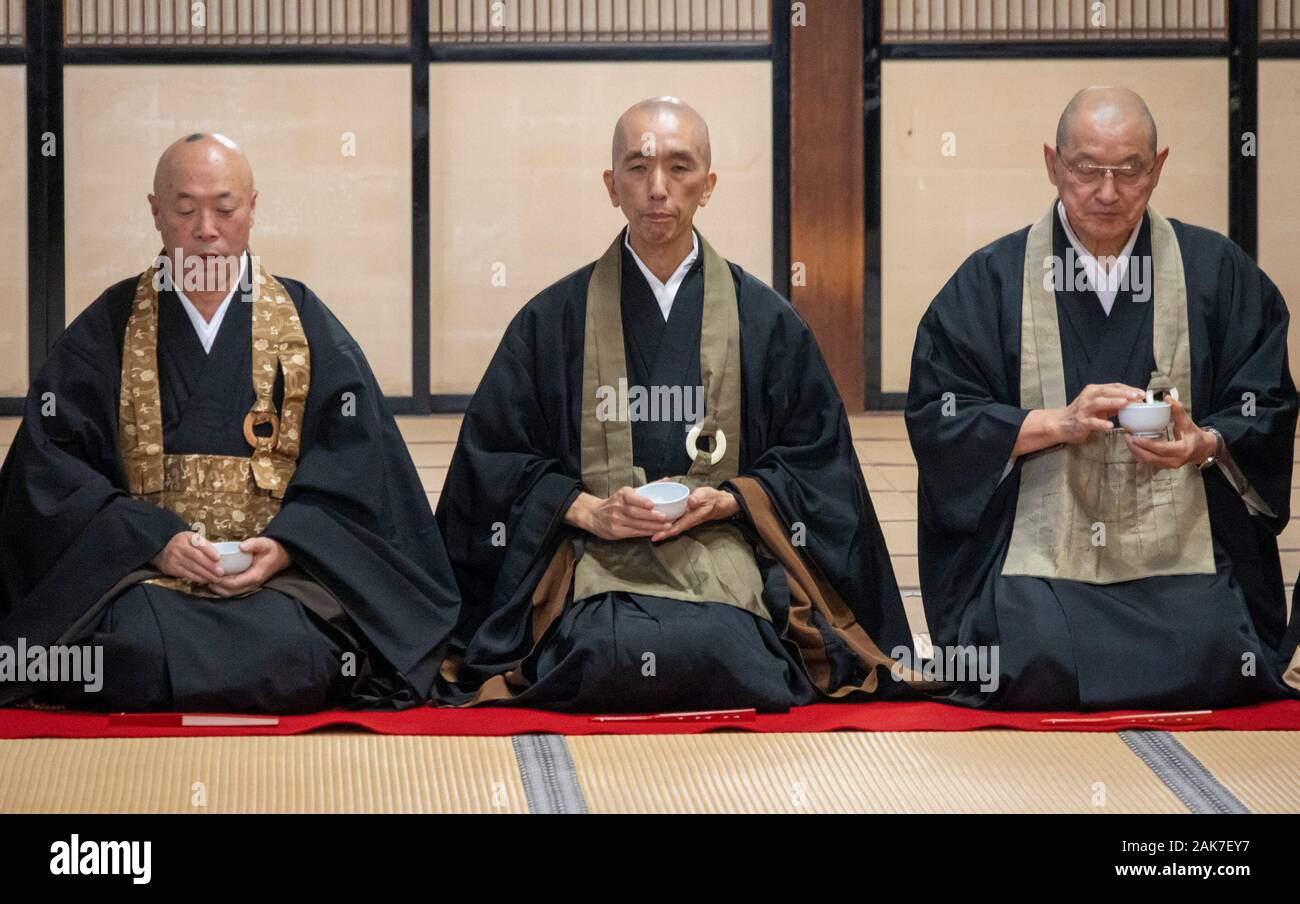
[152,132,253,198]
[1045,86,1168,259]
[611,96,712,171]
[1056,86,1157,158]
[603,95,717,270]
[148,132,258,302]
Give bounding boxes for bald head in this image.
[611,96,712,171]
[152,132,254,198]
[1056,86,1157,158]
[148,132,258,301]
[603,96,717,258]
[1047,86,1168,260]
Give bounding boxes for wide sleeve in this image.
[0,302,187,644]
[904,252,1029,537]
[260,287,460,693]
[434,309,583,649]
[1196,251,1297,534]
[727,305,909,651]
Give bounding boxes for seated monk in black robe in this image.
[435,97,929,712]
[906,87,1300,710]
[0,133,460,712]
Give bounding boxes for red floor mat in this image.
[2,700,1298,738]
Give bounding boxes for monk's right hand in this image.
[1055,383,1148,444]
[565,488,671,541]
[152,531,225,585]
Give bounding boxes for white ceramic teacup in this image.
[212,540,253,575]
[635,482,690,522]
[1118,402,1171,436]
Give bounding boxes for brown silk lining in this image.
[730,477,938,695]
[451,541,577,707]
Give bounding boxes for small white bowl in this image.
[1118,401,1171,436]
[635,482,690,522]
[212,540,253,575]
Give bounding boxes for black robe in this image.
[435,237,912,712]
[906,212,1300,710]
[0,269,460,712]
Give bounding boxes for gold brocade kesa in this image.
[117,255,311,597]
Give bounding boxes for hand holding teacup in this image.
[566,480,739,542]
[1057,383,1149,444]
[1124,395,1218,471]
[207,537,292,598]
[152,530,226,585]
[648,484,739,543]
[151,532,291,594]
[565,486,672,541]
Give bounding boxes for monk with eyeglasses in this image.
[905,86,1300,710]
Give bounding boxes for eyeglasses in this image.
[1056,147,1156,187]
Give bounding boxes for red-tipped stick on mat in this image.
[107,714,281,727]
[590,708,758,723]
[1040,710,1212,727]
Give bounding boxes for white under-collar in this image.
[624,229,700,321]
[173,251,249,354]
[1056,201,1143,316]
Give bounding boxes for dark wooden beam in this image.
[789,0,866,410]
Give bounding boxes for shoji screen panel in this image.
[0,64,26,396]
[880,58,1227,394]
[1259,60,1300,384]
[428,60,772,395]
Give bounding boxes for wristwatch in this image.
[1196,427,1224,470]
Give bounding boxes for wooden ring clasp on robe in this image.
[686,424,727,465]
[243,410,281,450]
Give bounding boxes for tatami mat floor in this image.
[0,413,1296,814]
[1,730,1296,813]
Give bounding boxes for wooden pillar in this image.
[788,0,866,410]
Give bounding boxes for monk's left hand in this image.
[650,486,739,543]
[208,537,292,598]
[1124,397,1218,471]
